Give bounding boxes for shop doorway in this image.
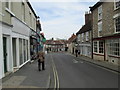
[3,37,7,73]
[12,38,17,67]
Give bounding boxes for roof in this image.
[45,40,65,45]
[76,21,92,35]
[27,1,37,18]
[90,1,103,11]
[68,34,77,43]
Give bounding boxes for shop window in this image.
[93,41,97,53]
[107,39,120,56]
[99,41,104,53]
[19,38,23,65]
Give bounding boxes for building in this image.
[76,12,92,58]
[0,0,38,79]
[30,20,42,60]
[90,1,120,65]
[45,39,66,52]
[68,33,77,54]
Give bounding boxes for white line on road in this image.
[73,59,78,63]
[51,54,60,90]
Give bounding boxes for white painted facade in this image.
[79,43,91,58]
[0,16,31,79]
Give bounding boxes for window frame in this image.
[93,41,104,54]
[98,5,102,21]
[107,39,120,57]
[98,21,102,37]
[114,0,120,10]
[114,16,120,33]
[82,33,84,42]
[86,32,89,41]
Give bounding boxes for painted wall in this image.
[0,23,3,79]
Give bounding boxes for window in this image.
[107,39,120,56]
[98,21,102,36]
[19,38,23,65]
[115,0,120,9]
[23,39,26,62]
[93,41,104,54]
[22,2,25,22]
[86,32,89,41]
[77,34,80,41]
[6,1,9,9]
[26,40,29,60]
[99,41,104,53]
[6,0,11,10]
[82,33,84,42]
[115,16,120,32]
[93,41,97,53]
[29,12,32,27]
[98,5,102,20]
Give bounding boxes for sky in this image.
[29,0,99,40]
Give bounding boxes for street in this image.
[49,52,118,88]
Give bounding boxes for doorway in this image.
[3,37,7,73]
[12,38,17,67]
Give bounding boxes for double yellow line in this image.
[51,54,60,90]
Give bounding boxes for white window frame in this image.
[82,33,84,42]
[93,41,98,53]
[21,2,25,22]
[86,32,89,41]
[98,21,102,37]
[114,16,120,33]
[107,39,120,57]
[5,0,11,10]
[98,5,102,21]
[114,0,120,10]
[93,41,104,54]
[77,34,80,41]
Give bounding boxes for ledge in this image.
[5,8,15,17]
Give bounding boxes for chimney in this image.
[85,11,92,24]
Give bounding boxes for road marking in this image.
[73,59,78,63]
[80,61,84,63]
[67,53,119,74]
[51,54,60,90]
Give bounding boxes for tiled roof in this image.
[76,21,92,35]
[45,40,66,45]
[90,1,103,11]
[68,34,77,43]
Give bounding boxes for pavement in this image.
[67,53,120,73]
[2,54,51,89]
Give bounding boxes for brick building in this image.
[90,1,120,65]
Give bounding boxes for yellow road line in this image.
[51,54,60,90]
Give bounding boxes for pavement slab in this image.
[2,54,51,89]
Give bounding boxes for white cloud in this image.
[30,1,96,39]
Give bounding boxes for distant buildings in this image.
[45,39,67,52]
[0,0,45,79]
[68,33,77,54]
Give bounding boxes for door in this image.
[3,37,7,73]
[12,38,17,67]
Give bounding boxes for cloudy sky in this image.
[29,0,99,40]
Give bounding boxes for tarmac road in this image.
[50,52,118,88]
